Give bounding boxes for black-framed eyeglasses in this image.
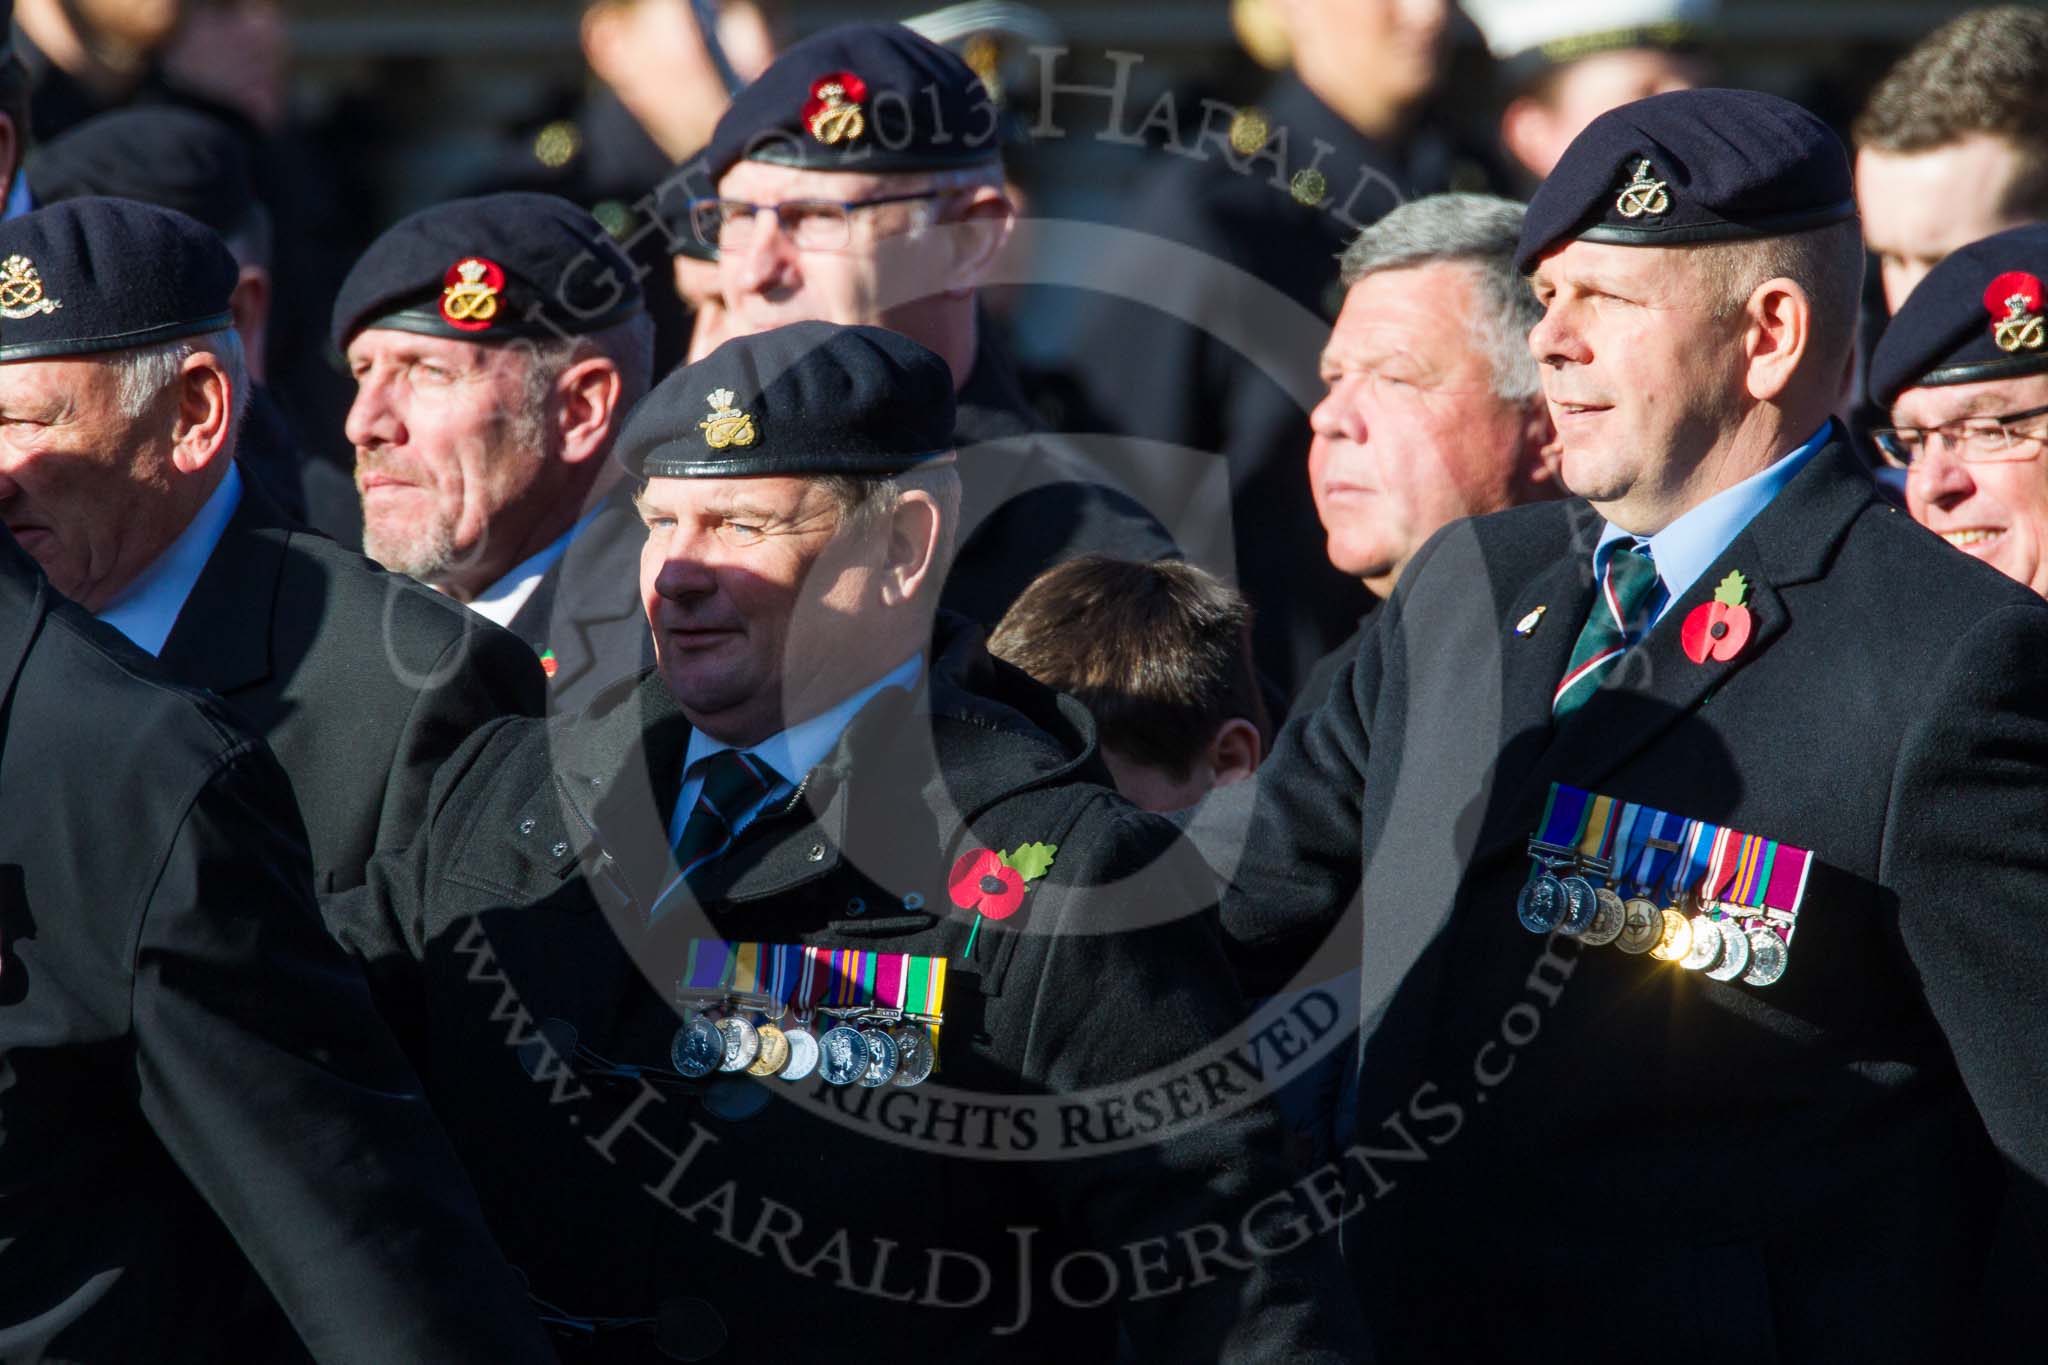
[1872,400,2048,468]
[688,192,948,254]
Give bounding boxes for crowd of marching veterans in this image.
[3,1,2048,1360]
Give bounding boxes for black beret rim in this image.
[635,448,959,480]
[348,294,646,348]
[0,311,236,363]
[1519,199,1858,272]
[741,143,1002,175]
[1882,353,2048,407]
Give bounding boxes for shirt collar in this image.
[4,172,33,222]
[683,653,925,789]
[96,463,243,656]
[467,505,603,629]
[1595,420,1834,618]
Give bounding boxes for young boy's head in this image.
[989,556,1269,812]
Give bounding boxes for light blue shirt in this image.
[96,463,243,656]
[667,653,925,848]
[4,173,32,221]
[1594,421,1834,622]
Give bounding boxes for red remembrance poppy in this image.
[947,848,1026,919]
[1680,600,1752,664]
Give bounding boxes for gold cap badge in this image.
[805,71,869,147]
[1615,160,1670,219]
[440,257,504,332]
[699,388,757,450]
[1986,271,2046,353]
[0,255,60,321]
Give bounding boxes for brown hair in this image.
[1853,7,2048,216]
[988,556,1269,780]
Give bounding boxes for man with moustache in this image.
[337,191,657,710]
[0,197,540,891]
[1224,89,2048,1361]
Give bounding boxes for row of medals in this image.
[1518,840,1789,987]
[669,995,938,1089]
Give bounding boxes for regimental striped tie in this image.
[1552,543,1663,720]
[648,749,779,923]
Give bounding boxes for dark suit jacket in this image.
[1223,440,2048,1363]
[325,618,1367,1363]
[505,481,654,716]
[0,531,557,1363]
[157,474,546,892]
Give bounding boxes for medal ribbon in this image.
[684,938,734,991]
[1762,843,1813,944]
[1729,834,1776,909]
[1576,793,1620,869]
[1624,806,1685,898]
[1671,819,1713,904]
[1537,784,1595,850]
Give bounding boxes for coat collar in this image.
[0,533,51,758]
[154,465,291,695]
[544,615,1101,913]
[1478,439,1878,863]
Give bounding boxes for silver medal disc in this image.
[890,1027,936,1087]
[715,1016,760,1072]
[1517,875,1565,933]
[778,1026,820,1082]
[1679,914,1724,971]
[817,1025,870,1086]
[1557,876,1599,935]
[857,1027,900,1088]
[1580,889,1628,946]
[669,1016,723,1078]
[1742,928,1789,987]
[1705,919,1752,981]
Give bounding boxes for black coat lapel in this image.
[155,469,287,695]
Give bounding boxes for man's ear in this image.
[1520,395,1564,493]
[554,356,626,466]
[939,185,1016,297]
[878,488,944,606]
[1206,717,1263,788]
[1742,277,1812,404]
[169,352,235,475]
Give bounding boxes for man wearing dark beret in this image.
[1222,88,2048,1359]
[0,196,543,891]
[696,21,1179,629]
[24,102,363,542]
[337,190,659,711]
[326,319,1367,1362]
[0,457,555,1355]
[1871,223,2048,601]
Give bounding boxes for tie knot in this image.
[1605,542,1661,613]
[696,748,778,814]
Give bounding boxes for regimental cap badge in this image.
[805,71,869,147]
[1615,159,1670,219]
[699,388,757,450]
[440,256,505,332]
[1985,270,2046,353]
[0,254,61,321]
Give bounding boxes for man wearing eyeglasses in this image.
[690,22,1179,628]
[1871,224,2048,599]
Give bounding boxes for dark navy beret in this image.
[1869,225,2048,408]
[26,107,259,243]
[616,321,956,480]
[1515,88,1854,274]
[331,192,643,351]
[703,22,1002,186]
[0,198,235,363]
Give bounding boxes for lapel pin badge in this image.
[1681,570,1754,664]
[1514,605,1547,637]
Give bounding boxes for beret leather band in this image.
[1572,197,1856,250]
[0,310,235,364]
[639,447,957,480]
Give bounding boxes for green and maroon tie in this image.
[1552,543,1662,721]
